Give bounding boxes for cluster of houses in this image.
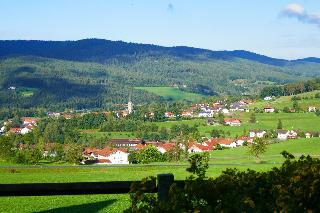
[0,117,40,135]
[165,100,252,119]
[82,136,252,165]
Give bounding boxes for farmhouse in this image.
[263,96,272,101]
[224,118,241,126]
[83,147,129,164]
[249,130,266,138]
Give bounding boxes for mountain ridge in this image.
[0,39,318,66]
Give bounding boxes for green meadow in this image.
[250,90,320,110]
[135,86,206,102]
[1,139,320,212]
[81,112,320,139]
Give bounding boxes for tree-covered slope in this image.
[0,39,320,110]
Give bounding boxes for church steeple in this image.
[128,95,133,114]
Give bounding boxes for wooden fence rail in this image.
[0,173,184,201]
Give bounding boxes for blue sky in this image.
[0,0,320,59]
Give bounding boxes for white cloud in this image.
[280,3,320,27]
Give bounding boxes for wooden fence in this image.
[0,173,183,201]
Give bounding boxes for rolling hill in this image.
[0,39,320,110]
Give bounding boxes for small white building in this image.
[308,106,316,112]
[264,106,275,113]
[264,96,272,101]
[249,130,266,138]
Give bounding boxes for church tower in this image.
[128,96,133,114]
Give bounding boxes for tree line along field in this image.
[1,139,319,212]
[135,86,206,102]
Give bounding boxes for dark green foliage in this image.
[260,78,320,98]
[277,119,283,129]
[127,152,320,212]
[128,146,165,164]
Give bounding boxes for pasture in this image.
[135,86,206,102]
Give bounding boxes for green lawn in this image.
[135,86,206,102]
[0,138,319,212]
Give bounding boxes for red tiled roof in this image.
[224,118,241,123]
[21,117,40,123]
[158,143,175,151]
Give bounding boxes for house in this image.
[0,126,5,134]
[277,130,288,140]
[156,143,176,154]
[165,112,175,118]
[305,132,313,138]
[21,117,40,125]
[83,147,129,164]
[287,130,298,139]
[308,106,317,112]
[221,108,230,114]
[264,105,275,113]
[198,111,214,118]
[181,111,193,118]
[224,118,241,126]
[20,124,36,135]
[276,130,298,140]
[249,130,266,138]
[8,128,22,134]
[235,136,249,146]
[188,142,211,153]
[264,96,272,101]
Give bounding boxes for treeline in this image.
[260,78,320,97]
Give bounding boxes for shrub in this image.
[126,152,320,212]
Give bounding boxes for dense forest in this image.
[1,39,320,110]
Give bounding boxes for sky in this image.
[0,0,320,59]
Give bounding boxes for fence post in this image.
[157,173,174,202]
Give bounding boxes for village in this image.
[1,96,319,165]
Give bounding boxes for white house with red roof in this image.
[83,147,129,164]
[20,124,36,135]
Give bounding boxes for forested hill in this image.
[1,39,319,66]
[0,39,320,110]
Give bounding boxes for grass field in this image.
[135,86,206,102]
[17,87,39,97]
[1,138,319,212]
[250,90,320,110]
[81,112,320,139]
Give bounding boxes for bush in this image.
[129,145,165,164]
[126,151,320,212]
